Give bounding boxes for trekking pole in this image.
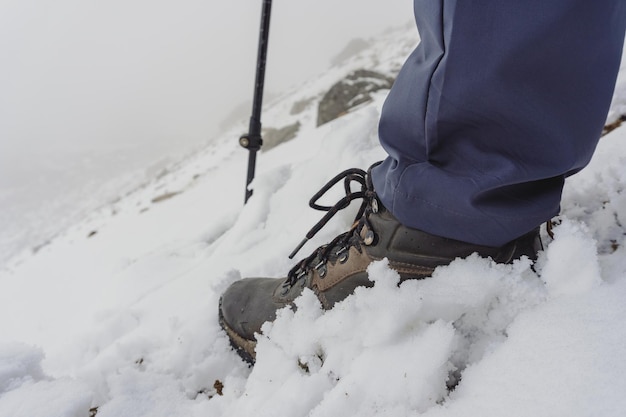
[240,0,272,204]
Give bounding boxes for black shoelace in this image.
[284,163,381,289]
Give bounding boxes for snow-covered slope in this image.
[2,25,626,417]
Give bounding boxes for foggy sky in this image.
[0,0,412,189]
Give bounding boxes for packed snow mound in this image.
[2,25,626,417]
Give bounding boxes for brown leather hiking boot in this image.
[219,165,542,363]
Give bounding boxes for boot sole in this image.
[218,297,257,365]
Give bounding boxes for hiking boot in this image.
[219,165,542,363]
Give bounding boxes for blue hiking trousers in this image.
[371,0,626,246]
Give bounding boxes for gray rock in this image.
[317,69,394,126]
[290,97,316,115]
[262,122,301,151]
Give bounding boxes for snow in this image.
[1,25,626,417]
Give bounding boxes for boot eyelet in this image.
[315,261,327,278]
[336,247,349,263]
[371,198,379,213]
[364,230,375,246]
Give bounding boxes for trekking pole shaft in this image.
[250,0,271,131]
[241,0,272,204]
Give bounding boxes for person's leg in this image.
[373,0,626,247]
[219,0,625,363]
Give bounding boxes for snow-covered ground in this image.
[1,25,626,417]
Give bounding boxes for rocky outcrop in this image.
[317,69,394,126]
[290,97,316,116]
[262,122,301,151]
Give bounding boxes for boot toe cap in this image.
[219,277,285,340]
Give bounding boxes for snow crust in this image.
[1,25,626,417]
